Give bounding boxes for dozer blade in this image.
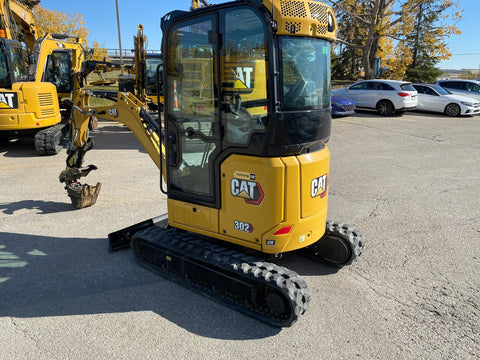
[108,214,168,252]
[129,226,310,327]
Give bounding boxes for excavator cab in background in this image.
[62,0,364,327]
[1,33,87,154]
[0,36,62,152]
[31,34,86,108]
[0,0,88,154]
[144,53,163,109]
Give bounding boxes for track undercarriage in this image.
[34,122,68,155]
[109,217,364,327]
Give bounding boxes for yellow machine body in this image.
[1,33,85,149]
[262,0,336,41]
[168,147,329,254]
[157,0,337,255]
[0,81,60,130]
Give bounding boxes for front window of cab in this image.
[280,37,330,110]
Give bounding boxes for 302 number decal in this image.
[234,220,254,233]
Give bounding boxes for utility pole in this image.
[115,0,124,75]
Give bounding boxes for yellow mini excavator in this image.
[0,0,89,154]
[59,0,364,327]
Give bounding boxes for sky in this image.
[39,0,478,70]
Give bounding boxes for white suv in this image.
[435,79,480,102]
[333,79,418,116]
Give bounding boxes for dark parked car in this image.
[331,95,355,116]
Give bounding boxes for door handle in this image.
[168,131,178,166]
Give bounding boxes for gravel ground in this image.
[1,111,479,360]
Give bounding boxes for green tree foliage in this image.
[330,0,366,80]
[328,0,462,80]
[404,54,442,83]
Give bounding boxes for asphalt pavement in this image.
[1,111,479,359]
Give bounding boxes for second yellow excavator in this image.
[0,0,89,154]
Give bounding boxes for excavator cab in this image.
[42,51,74,95]
[0,37,61,150]
[145,53,163,98]
[160,2,337,254]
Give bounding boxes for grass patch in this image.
[83,69,123,106]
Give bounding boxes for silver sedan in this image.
[412,83,480,117]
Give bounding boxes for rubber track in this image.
[131,226,310,327]
[301,221,365,267]
[34,123,66,155]
[325,221,365,266]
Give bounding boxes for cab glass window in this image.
[8,44,28,82]
[166,17,215,130]
[145,56,163,96]
[44,51,72,93]
[221,7,267,145]
[280,37,330,110]
[166,16,217,197]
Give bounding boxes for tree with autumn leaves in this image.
[327,0,462,81]
[32,4,108,61]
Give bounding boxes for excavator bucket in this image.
[59,165,100,208]
[65,182,102,209]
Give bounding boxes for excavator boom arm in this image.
[71,91,163,169]
[0,0,38,51]
[60,89,165,209]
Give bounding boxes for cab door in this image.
[219,7,268,148]
[164,14,221,207]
